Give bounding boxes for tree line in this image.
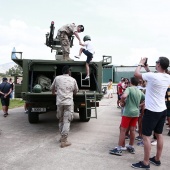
[0,65,22,77]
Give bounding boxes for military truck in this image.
[11,21,112,124]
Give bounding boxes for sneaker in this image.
[109,148,122,156]
[131,161,150,169]
[84,76,90,80]
[137,140,144,147]
[151,140,157,146]
[74,56,80,59]
[149,156,161,166]
[135,136,142,141]
[113,146,127,151]
[126,146,135,154]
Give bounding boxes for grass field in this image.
[0,99,25,110]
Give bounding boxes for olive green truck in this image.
[11,21,112,124]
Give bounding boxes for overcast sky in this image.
[0,0,170,66]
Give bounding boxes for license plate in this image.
[31,108,46,112]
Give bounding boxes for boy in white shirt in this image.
[75,35,95,80]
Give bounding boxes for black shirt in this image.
[0,82,11,94]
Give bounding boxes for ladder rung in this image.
[84,91,97,119]
[81,73,90,87]
[82,79,90,81]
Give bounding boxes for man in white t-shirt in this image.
[131,57,170,169]
[75,35,95,80]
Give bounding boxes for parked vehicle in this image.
[11,21,112,124]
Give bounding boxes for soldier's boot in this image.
[60,136,71,148]
[65,54,74,61]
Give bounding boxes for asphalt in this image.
[0,94,170,170]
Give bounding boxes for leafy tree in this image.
[6,65,23,76]
[0,73,6,77]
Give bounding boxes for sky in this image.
[0,0,170,66]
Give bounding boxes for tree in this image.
[6,65,23,76]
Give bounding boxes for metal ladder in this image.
[84,91,97,119]
[81,72,90,87]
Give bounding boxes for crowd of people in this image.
[0,57,170,169]
[107,57,170,169]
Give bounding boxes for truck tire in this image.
[28,108,39,124]
[79,108,91,122]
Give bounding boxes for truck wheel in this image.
[28,108,39,124]
[79,108,91,122]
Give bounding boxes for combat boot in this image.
[60,136,71,148]
[65,54,74,61]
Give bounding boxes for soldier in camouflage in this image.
[50,65,79,148]
[57,23,84,61]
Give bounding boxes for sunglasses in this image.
[156,61,160,64]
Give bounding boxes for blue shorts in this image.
[82,49,93,64]
[142,109,167,136]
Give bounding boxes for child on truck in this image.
[75,35,95,80]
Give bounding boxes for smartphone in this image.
[144,58,148,66]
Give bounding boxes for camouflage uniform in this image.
[51,74,78,138]
[57,23,77,55]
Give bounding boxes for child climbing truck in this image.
[75,35,95,80]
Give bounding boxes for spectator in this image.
[132,57,170,169]
[109,77,145,156]
[0,78,12,117]
[117,78,125,108]
[165,84,170,135]
[136,79,146,145]
[107,79,113,98]
[124,78,130,89]
[9,78,14,99]
[24,102,28,113]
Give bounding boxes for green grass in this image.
[0,99,25,110]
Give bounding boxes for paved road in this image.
[0,94,170,170]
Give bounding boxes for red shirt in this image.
[117,83,124,95]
